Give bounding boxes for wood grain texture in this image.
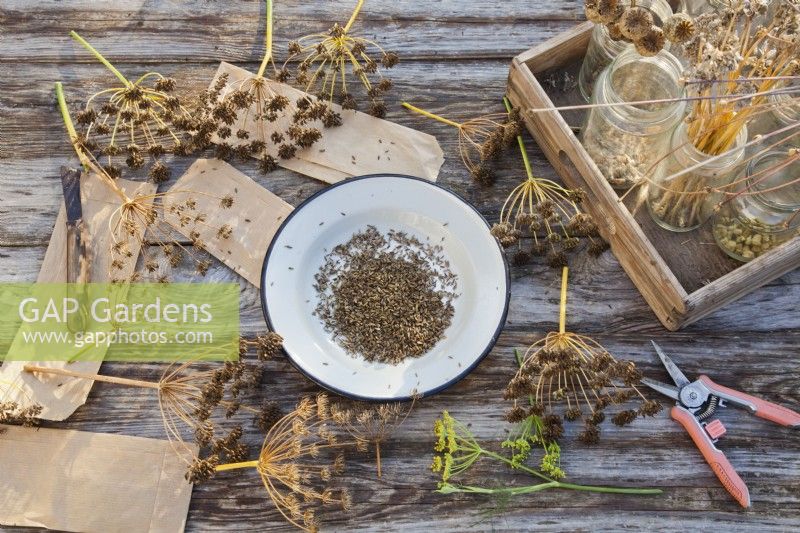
[1,1,798,532]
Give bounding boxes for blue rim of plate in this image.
[260,173,510,402]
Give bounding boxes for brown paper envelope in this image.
[164,159,293,288]
[0,173,156,421]
[211,61,444,183]
[0,425,195,533]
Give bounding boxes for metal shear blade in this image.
[640,377,679,401]
[651,340,690,387]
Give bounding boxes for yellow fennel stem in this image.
[503,96,536,182]
[55,82,90,172]
[69,31,131,87]
[215,460,261,472]
[344,0,366,33]
[559,266,568,334]
[257,0,274,78]
[401,102,462,128]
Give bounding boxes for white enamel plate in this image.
[261,174,509,401]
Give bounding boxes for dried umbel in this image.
[286,0,398,116]
[330,398,416,478]
[56,82,233,283]
[24,356,266,466]
[491,98,607,268]
[109,188,235,282]
[584,0,694,57]
[191,0,340,174]
[213,394,352,532]
[240,331,284,362]
[402,102,522,184]
[504,268,661,443]
[70,31,193,183]
[0,383,43,434]
[157,359,265,460]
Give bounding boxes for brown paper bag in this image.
[0,173,156,421]
[211,62,444,184]
[0,425,195,533]
[164,159,293,287]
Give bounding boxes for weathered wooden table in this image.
[2,1,798,531]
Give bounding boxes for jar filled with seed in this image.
[578,0,673,102]
[580,47,686,190]
[712,151,800,262]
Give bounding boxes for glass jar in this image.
[578,0,673,102]
[580,48,686,190]
[747,92,800,151]
[648,121,748,232]
[678,0,714,16]
[713,152,800,262]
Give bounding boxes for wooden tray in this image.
[507,21,800,330]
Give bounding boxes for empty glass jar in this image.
[648,121,748,232]
[747,92,800,151]
[578,0,673,102]
[580,47,686,190]
[678,0,715,16]
[713,152,800,262]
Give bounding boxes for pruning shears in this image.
[642,341,800,508]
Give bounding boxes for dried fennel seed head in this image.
[286,0,399,117]
[329,398,416,477]
[457,109,523,185]
[240,331,285,362]
[157,359,264,467]
[189,73,342,174]
[490,186,607,268]
[0,400,44,433]
[69,32,193,183]
[109,191,234,283]
[401,102,522,186]
[207,393,351,532]
[503,267,662,444]
[504,333,663,445]
[314,226,459,365]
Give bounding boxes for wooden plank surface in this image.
[1,1,799,532]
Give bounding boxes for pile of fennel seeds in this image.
[313,225,458,364]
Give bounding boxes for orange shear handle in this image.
[698,375,800,428]
[671,405,751,508]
